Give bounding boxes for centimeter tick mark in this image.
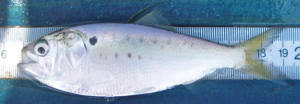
[283,59,285,67]
[260,38,262,47]
[282,39,284,47]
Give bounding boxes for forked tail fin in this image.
[235,27,294,85]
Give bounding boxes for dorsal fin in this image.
[134,8,177,32]
[127,1,169,23]
[134,8,170,25]
[127,2,177,32]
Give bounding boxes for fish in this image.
[17,10,291,97]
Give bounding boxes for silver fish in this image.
[17,11,290,97]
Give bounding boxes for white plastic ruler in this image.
[0,26,299,80]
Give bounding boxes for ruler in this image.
[0,27,299,80]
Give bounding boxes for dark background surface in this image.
[0,0,300,103]
[0,0,300,27]
[1,79,299,104]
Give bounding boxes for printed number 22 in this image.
[295,47,300,60]
[1,50,6,59]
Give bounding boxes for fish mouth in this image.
[20,44,40,63]
[18,44,49,79]
[17,62,43,79]
[18,45,39,72]
[17,61,43,78]
[18,51,38,69]
[17,63,28,71]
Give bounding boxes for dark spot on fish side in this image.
[113,34,116,40]
[138,55,142,59]
[126,35,130,41]
[167,39,171,45]
[183,40,187,45]
[115,53,118,59]
[89,36,97,46]
[161,46,164,49]
[100,53,102,57]
[128,53,132,58]
[191,42,194,47]
[153,38,157,44]
[139,36,143,43]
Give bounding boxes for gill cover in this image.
[18,30,88,80]
[54,30,88,69]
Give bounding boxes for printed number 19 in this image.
[278,49,288,58]
[257,48,266,57]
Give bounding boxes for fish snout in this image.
[20,45,32,63]
[20,45,39,64]
[17,63,28,71]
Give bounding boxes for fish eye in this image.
[34,39,49,56]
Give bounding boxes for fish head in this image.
[18,29,88,81]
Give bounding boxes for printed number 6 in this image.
[1,50,6,59]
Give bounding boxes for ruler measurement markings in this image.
[283,59,285,67]
[1,27,300,80]
[238,28,241,43]
[209,27,212,41]
[227,27,232,44]
[217,27,220,43]
[282,33,284,47]
[293,28,295,44]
